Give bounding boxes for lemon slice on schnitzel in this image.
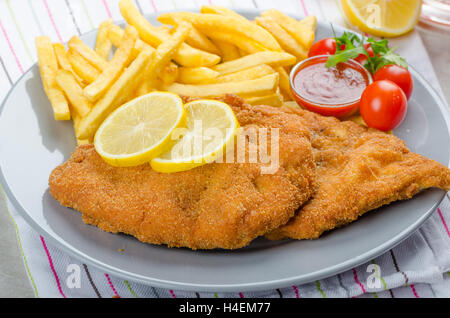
[151,99,239,173]
[341,0,421,37]
[94,92,186,167]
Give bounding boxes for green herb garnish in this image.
[326,31,408,74]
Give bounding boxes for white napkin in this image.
[0,0,449,298]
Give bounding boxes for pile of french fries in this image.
[35,0,316,145]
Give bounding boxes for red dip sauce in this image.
[290,55,372,118]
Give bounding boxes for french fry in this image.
[108,24,180,86]
[200,5,250,23]
[183,22,221,55]
[84,25,138,102]
[53,43,86,87]
[119,0,162,47]
[143,22,190,86]
[35,36,70,120]
[68,36,108,71]
[159,62,179,86]
[56,69,92,117]
[134,78,163,97]
[107,24,153,59]
[68,49,100,84]
[156,25,171,34]
[211,64,275,83]
[261,10,316,50]
[255,16,307,60]
[282,101,302,110]
[71,111,91,145]
[238,47,247,57]
[212,39,240,62]
[246,92,284,107]
[95,19,113,60]
[158,12,282,52]
[275,66,294,101]
[348,114,367,127]
[212,51,296,75]
[77,49,153,140]
[135,80,151,97]
[164,73,279,98]
[154,15,220,55]
[208,31,266,54]
[76,138,90,145]
[119,0,220,67]
[177,66,220,84]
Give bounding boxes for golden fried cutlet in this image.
[266,106,450,240]
[49,95,316,249]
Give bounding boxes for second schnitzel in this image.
[49,95,315,249]
[266,106,450,240]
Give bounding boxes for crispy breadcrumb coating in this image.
[266,106,450,240]
[49,95,316,249]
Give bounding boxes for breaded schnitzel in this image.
[49,95,315,249]
[266,106,450,240]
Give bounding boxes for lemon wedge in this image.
[94,92,186,167]
[151,99,239,173]
[341,0,422,37]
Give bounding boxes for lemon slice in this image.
[94,92,186,167]
[341,0,422,37]
[151,99,239,173]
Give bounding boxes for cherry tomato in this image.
[354,43,375,66]
[360,80,407,131]
[308,38,337,57]
[374,64,413,100]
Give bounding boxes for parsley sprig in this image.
[325,31,408,74]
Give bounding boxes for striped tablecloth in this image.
[1,0,450,298]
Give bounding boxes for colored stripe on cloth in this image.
[150,0,158,12]
[390,250,420,297]
[411,284,419,298]
[6,0,33,62]
[101,0,113,19]
[315,280,326,298]
[0,56,13,85]
[0,16,24,73]
[1,187,39,297]
[135,0,144,13]
[40,236,66,298]
[292,285,300,298]
[276,288,283,298]
[332,0,352,28]
[437,208,450,237]
[42,0,64,43]
[80,0,95,29]
[337,274,350,297]
[105,273,120,298]
[64,0,81,35]
[169,289,176,298]
[352,268,366,294]
[27,0,44,35]
[124,280,139,298]
[390,250,409,285]
[83,264,102,298]
[299,0,309,16]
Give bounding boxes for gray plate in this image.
[0,9,449,292]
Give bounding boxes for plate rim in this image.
[0,8,449,292]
